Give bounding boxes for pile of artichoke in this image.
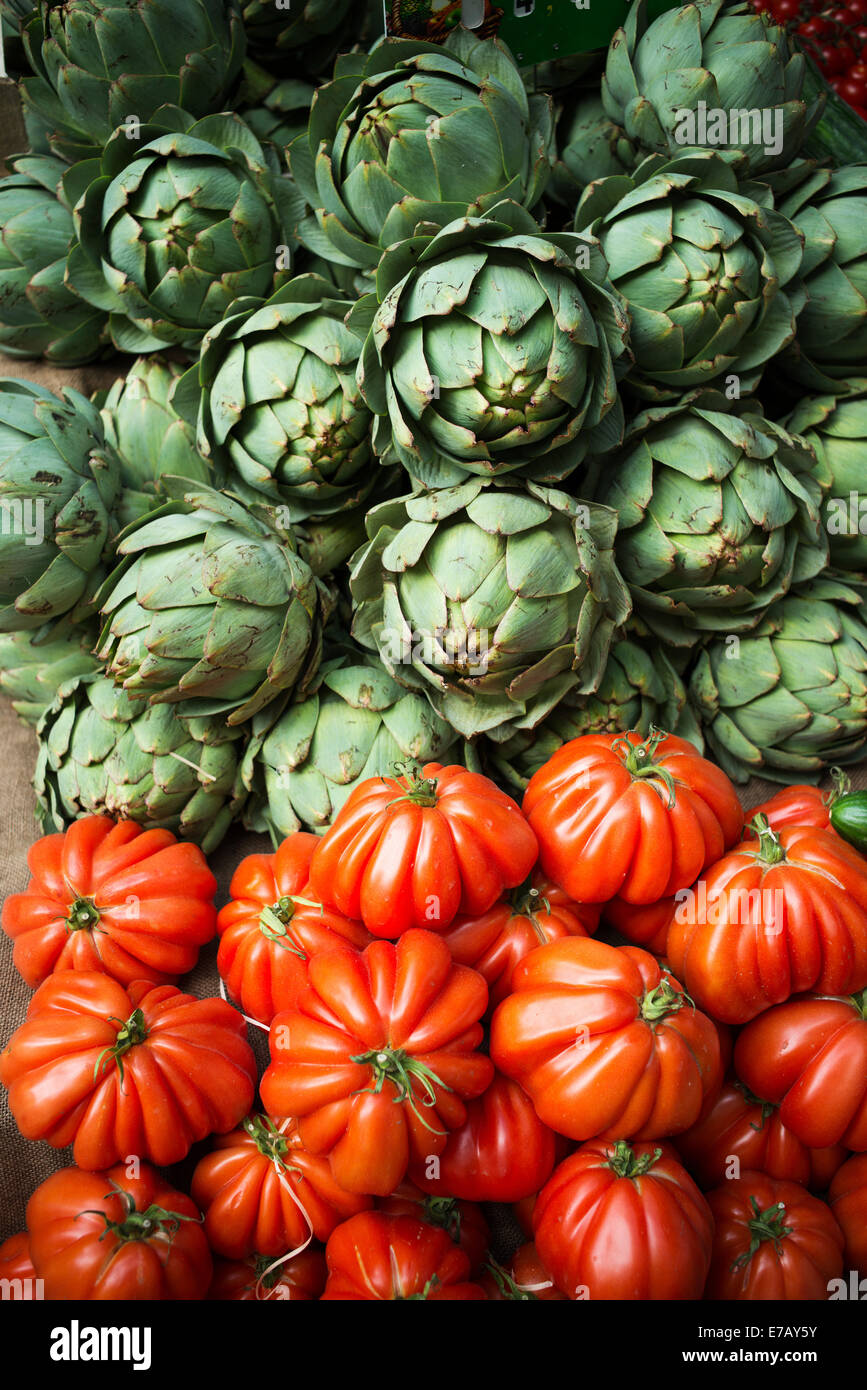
[2,0,867,851]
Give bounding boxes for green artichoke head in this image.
[237,66,317,152]
[602,0,821,176]
[349,478,631,740]
[785,381,867,571]
[241,0,353,57]
[0,615,100,727]
[287,28,554,272]
[0,379,122,633]
[576,151,805,402]
[548,93,641,209]
[352,202,632,489]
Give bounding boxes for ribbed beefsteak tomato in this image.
[26,1164,213,1300]
[705,1173,844,1300]
[0,972,257,1168]
[480,1244,566,1301]
[522,730,742,904]
[533,1141,714,1300]
[749,784,834,834]
[260,929,494,1195]
[1,816,217,988]
[217,833,370,1025]
[602,894,675,955]
[489,937,723,1141]
[734,991,867,1149]
[829,1155,867,1277]
[377,1181,489,1272]
[667,822,867,1024]
[208,1249,328,1301]
[321,1213,485,1300]
[0,1232,35,1288]
[308,762,538,937]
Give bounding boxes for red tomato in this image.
[675,1080,847,1192]
[26,1164,212,1300]
[748,784,833,833]
[667,822,867,1024]
[829,1154,867,1276]
[377,1181,489,1272]
[839,75,867,101]
[260,929,493,1195]
[480,1244,566,1301]
[208,1249,327,1301]
[534,1141,714,1300]
[0,1232,36,1291]
[440,873,599,1011]
[513,1193,538,1238]
[734,991,867,1148]
[522,731,742,905]
[217,833,370,1025]
[321,1213,486,1300]
[0,971,257,1169]
[602,893,675,954]
[798,16,831,37]
[1,816,217,989]
[705,1173,844,1300]
[771,0,801,17]
[410,1071,558,1203]
[191,1114,371,1259]
[818,42,848,72]
[490,937,722,1142]
[308,762,538,937]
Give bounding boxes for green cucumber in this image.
[830,792,867,853]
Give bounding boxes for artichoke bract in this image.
[775,165,867,390]
[287,28,553,273]
[602,0,821,176]
[100,357,212,529]
[96,480,329,725]
[64,109,297,354]
[0,380,121,633]
[241,0,352,61]
[35,670,248,852]
[587,394,830,648]
[0,617,99,728]
[0,154,108,366]
[689,577,867,784]
[21,0,246,161]
[349,479,631,741]
[189,274,375,522]
[238,69,316,152]
[785,382,867,571]
[575,151,805,402]
[243,652,461,839]
[352,203,631,489]
[549,94,640,210]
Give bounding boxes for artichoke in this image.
[64,108,298,354]
[352,203,631,489]
[0,616,99,727]
[96,479,329,725]
[35,670,248,852]
[575,151,804,402]
[0,154,108,365]
[785,382,867,571]
[601,0,821,177]
[242,651,462,840]
[0,379,121,633]
[349,479,631,740]
[237,67,316,151]
[548,94,640,210]
[689,576,867,784]
[20,0,246,162]
[287,28,553,274]
[100,357,212,529]
[774,165,867,391]
[587,394,830,648]
[240,0,352,60]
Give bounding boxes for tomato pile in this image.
[752,0,867,118]
[2,734,867,1301]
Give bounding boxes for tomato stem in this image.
[350,1046,452,1135]
[611,727,677,809]
[732,1197,793,1270]
[748,814,787,865]
[386,760,439,809]
[509,878,551,941]
[602,1140,663,1180]
[850,987,867,1020]
[244,1113,290,1163]
[483,1257,540,1301]
[258,897,320,955]
[735,1081,778,1131]
[93,1008,148,1086]
[400,1273,442,1301]
[640,975,690,1023]
[66,896,101,933]
[827,768,852,806]
[422,1196,463,1246]
[78,1181,198,1245]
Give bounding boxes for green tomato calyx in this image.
[66,896,101,933]
[351,1045,452,1135]
[603,1140,663,1180]
[733,1197,793,1269]
[612,728,677,809]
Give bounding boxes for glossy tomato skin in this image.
[705,1173,845,1301]
[734,993,867,1149]
[377,1181,489,1273]
[208,1249,327,1301]
[308,762,538,937]
[410,1070,558,1203]
[602,894,675,955]
[1,816,217,989]
[667,827,867,1024]
[675,1080,847,1192]
[321,1212,485,1300]
[522,732,743,905]
[748,785,833,833]
[26,1164,212,1300]
[480,1243,566,1301]
[0,1231,36,1287]
[217,834,370,1026]
[191,1114,371,1259]
[441,875,599,1011]
[829,1155,867,1277]
[260,929,494,1195]
[533,1141,714,1300]
[0,972,257,1169]
[490,937,723,1142]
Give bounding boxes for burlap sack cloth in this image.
[2,355,865,1260]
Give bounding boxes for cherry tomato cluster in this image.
[752,0,867,118]
[1,737,867,1300]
